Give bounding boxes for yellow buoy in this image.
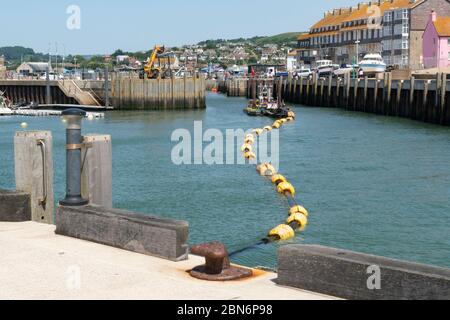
[241,143,252,153]
[253,128,264,136]
[288,111,296,119]
[280,118,288,124]
[272,122,281,129]
[269,224,295,241]
[286,117,294,122]
[244,151,256,160]
[287,212,308,229]
[271,174,287,185]
[277,182,296,196]
[259,163,277,176]
[264,126,273,131]
[289,205,309,217]
[245,136,255,144]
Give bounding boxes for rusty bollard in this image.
[190,241,253,281]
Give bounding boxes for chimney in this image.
[431,10,437,22]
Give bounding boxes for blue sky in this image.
[0,0,355,55]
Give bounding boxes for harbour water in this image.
[1,93,449,269]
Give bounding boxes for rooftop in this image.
[302,0,424,37]
[433,16,450,37]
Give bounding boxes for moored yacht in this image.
[359,53,387,75]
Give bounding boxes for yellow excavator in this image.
[139,45,165,79]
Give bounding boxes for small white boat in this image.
[316,60,334,77]
[359,54,386,75]
[0,106,13,115]
[0,94,13,116]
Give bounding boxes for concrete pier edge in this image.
[277,244,450,300]
[56,205,189,262]
[0,189,31,222]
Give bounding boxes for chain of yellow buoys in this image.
[240,111,310,243]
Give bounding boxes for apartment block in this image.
[297,0,450,70]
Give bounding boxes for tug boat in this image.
[244,84,291,119]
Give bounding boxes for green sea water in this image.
[1,93,449,269]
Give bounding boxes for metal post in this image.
[46,66,51,104]
[104,67,109,107]
[60,108,88,206]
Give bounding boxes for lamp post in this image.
[60,108,88,206]
[355,39,361,65]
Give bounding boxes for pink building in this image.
[423,10,450,69]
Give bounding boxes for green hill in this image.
[198,32,303,48]
[251,32,303,46]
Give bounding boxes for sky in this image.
[0,0,356,55]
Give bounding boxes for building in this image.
[297,0,450,70]
[0,56,6,80]
[16,62,52,77]
[116,55,130,63]
[286,50,299,71]
[153,53,180,69]
[423,10,450,68]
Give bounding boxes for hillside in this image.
[252,32,303,46]
[0,46,36,61]
[198,32,303,48]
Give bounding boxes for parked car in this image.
[39,72,63,80]
[294,68,313,79]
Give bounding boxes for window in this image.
[402,54,409,66]
[402,39,409,50]
[403,9,409,20]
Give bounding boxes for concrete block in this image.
[81,135,113,208]
[14,131,54,224]
[56,205,189,261]
[277,245,450,300]
[0,189,31,222]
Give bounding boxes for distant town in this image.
[2,0,450,81]
[0,32,300,80]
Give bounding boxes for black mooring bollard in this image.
[60,108,89,206]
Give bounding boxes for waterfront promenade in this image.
[0,221,334,300]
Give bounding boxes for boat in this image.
[359,53,386,75]
[316,60,335,77]
[333,64,358,79]
[0,92,13,116]
[244,84,291,119]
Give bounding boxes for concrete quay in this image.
[0,222,336,300]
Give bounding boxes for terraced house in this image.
[297,0,450,70]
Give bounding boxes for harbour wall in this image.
[1,75,207,110]
[0,80,78,105]
[219,74,450,126]
[111,75,206,110]
[216,78,249,97]
[277,73,450,126]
